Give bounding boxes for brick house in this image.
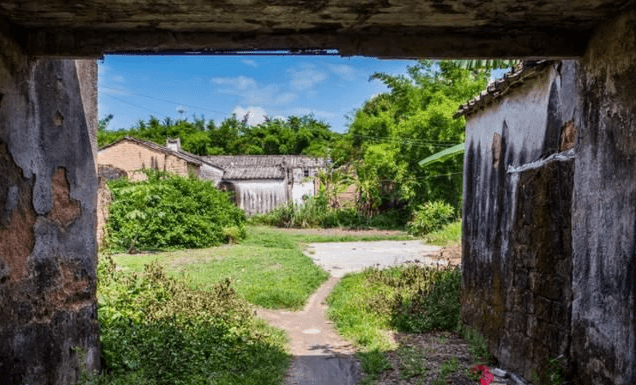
[97,136,224,184]
[97,137,327,215]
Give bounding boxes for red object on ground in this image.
[470,364,495,385]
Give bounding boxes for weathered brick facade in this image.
[98,138,194,181]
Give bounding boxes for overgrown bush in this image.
[327,265,462,351]
[95,256,289,385]
[392,267,462,332]
[106,170,246,252]
[406,201,456,236]
[250,194,406,230]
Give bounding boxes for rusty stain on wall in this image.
[559,120,577,151]
[0,142,35,283]
[47,167,81,228]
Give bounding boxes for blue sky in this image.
[98,55,420,134]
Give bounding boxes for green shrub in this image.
[392,267,462,332]
[327,265,462,351]
[96,256,289,385]
[106,170,246,252]
[407,201,456,236]
[252,194,406,230]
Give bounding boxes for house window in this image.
[304,169,309,177]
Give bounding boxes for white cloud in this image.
[241,59,258,68]
[211,75,256,90]
[212,76,297,107]
[233,106,268,126]
[287,64,328,90]
[328,64,357,81]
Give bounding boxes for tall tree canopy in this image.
[338,60,492,212]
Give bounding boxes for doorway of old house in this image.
[96,54,503,385]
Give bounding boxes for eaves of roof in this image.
[455,60,557,119]
[98,136,222,171]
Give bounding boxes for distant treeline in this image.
[98,114,339,158]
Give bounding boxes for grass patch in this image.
[245,226,414,244]
[327,264,466,384]
[107,226,413,310]
[90,257,289,385]
[423,220,462,247]
[109,227,328,310]
[431,357,459,385]
[357,350,393,385]
[327,265,462,351]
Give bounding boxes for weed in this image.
[393,267,462,333]
[431,357,459,385]
[96,255,290,385]
[547,356,567,385]
[327,265,462,351]
[460,326,491,364]
[358,350,392,385]
[396,345,430,378]
[435,333,448,345]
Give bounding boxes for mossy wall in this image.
[462,60,579,382]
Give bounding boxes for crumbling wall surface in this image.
[462,61,579,381]
[0,27,99,385]
[570,11,636,385]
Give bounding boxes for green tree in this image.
[344,60,494,215]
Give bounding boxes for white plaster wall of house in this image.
[198,163,223,186]
[291,166,318,204]
[227,180,287,215]
[462,61,579,382]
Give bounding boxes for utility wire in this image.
[103,93,168,118]
[101,86,229,117]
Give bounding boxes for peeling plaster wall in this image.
[0,27,99,385]
[570,11,636,385]
[462,61,580,382]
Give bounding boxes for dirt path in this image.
[257,277,362,385]
[256,240,446,385]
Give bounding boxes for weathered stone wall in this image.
[462,60,579,382]
[569,12,636,385]
[0,26,99,385]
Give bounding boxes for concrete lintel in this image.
[25,28,591,59]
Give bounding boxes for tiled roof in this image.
[223,167,285,180]
[98,136,222,170]
[204,155,325,169]
[455,60,556,118]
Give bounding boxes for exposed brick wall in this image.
[98,140,192,178]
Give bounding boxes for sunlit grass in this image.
[423,220,462,247]
[108,225,412,310]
